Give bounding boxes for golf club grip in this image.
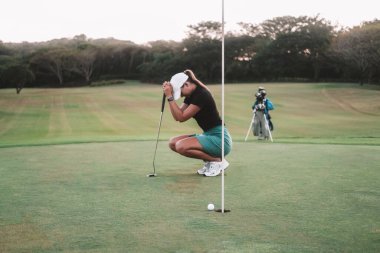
[161,93,166,112]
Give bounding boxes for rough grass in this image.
[0,82,380,252]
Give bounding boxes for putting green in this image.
[0,82,379,251]
[0,141,379,252]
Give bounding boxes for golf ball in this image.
[207,203,215,211]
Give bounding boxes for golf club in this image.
[147,93,166,177]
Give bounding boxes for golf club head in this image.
[147,173,157,177]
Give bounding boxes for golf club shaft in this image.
[160,92,166,113]
[152,94,166,174]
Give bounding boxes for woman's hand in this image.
[162,81,173,97]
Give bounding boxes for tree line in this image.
[1,15,380,92]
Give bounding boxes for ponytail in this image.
[184,69,211,93]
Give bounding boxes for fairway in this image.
[1,83,379,147]
[0,83,380,252]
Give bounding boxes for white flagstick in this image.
[221,0,225,214]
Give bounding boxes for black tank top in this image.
[184,86,222,132]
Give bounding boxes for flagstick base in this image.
[215,209,231,213]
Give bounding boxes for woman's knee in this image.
[175,141,187,155]
[168,137,178,151]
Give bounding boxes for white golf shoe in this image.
[197,162,210,175]
[204,159,229,177]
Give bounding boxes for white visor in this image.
[170,73,188,100]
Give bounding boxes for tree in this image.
[30,47,70,85]
[224,35,266,81]
[259,16,307,40]
[0,43,34,91]
[296,16,336,81]
[186,21,222,41]
[362,20,380,83]
[0,64,34,93]
[251,15,335,81]
[333,20,380,84]
[181,22,223,81]
[92,38,148,80]
[67,44,98,84]
[138,40,184,82]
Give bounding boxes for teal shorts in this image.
[193,125,232,158]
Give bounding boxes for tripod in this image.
[245,109,273,142]
[244,109,256,142]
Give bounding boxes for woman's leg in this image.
[169,135,191,152]
[174,136,221,162]
[176,137,222,162]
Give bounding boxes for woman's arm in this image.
[162,81,200,122]
[168,102,200,122]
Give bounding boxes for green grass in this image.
[0,82,379,147]
[0,82,380,252]
[0,142,379,252]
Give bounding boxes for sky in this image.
[1,0,378,44]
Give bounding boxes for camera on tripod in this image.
[255,92,265,110]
